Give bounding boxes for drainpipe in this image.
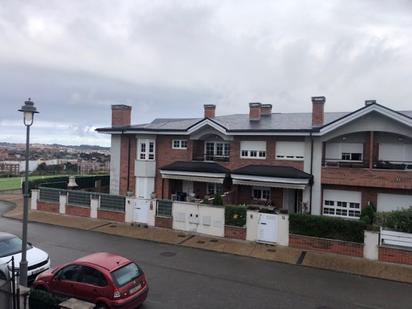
[127,134,131,193]
[309,131,314,214]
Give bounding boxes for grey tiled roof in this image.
[96,103,412,133]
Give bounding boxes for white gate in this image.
[380,227,412,248]
[257,213,278,243]
[134,198,150,224]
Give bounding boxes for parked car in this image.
[0,232,50,284]
[32,252,148,309]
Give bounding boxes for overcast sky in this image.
[1,0,412,147]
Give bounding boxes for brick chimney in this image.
[261,104,272,116]
[112,105,132,126]
[249,102,262,121]
[204,104,216,118]
[311,96,325,127]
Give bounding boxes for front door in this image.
[134,199,150,224]
[257,213,278,243]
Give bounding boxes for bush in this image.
[376,207,412,233]
[225,205,246,227]
[212,194,224,206]
[289,214,367,243]
[29,289,67,309]
[360,202,376,225]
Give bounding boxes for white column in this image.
[363,230,379,260]
[59,194,67,214]
[30,189,39,210]
[277,214,289,246]
[246,210,259,241]
[125,197,135,223]
[90,197,99,219]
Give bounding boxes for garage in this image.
[377,193,412,212]
[322,189,362,218]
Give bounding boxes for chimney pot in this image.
[204,104,216,118]
[261,104,272,116]
[311,96,325,127]
[249,102,262,121]
[365,99,376,106]
[112,105,132,127]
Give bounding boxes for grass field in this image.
[0,175,69,190]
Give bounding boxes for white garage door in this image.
[377,193,412,212]
[323,189,362,218]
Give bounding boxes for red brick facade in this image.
[322,167,412,190]
[289,234,363,257]
[155,216,173,229]
[224,225,246,240]
[97,209,125,222]
[119,135,137,196]
[37,201,59,213]
[66,205,90,217]
[379,246,412,265]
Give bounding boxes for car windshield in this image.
[111,262,141,287]
[0,236,31,258]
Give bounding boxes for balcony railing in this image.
[322,158,369,168]
[373,160,412,170]
[322,158,412,170]
[192,153,230,162]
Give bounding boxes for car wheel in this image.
[95,303,109,309]
[34,285,47,292]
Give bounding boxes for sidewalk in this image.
[2,193,412,285]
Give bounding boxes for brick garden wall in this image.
[379,246,412,265]
[66,205,90,217]
[37,201,59,213]
[224,225,246,240]
[289,234,363,257]
[155,216,173,229]
[97,209,125,222]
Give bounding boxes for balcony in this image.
[192,153,230,162]
[322,158,412,171]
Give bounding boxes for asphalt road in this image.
[1,202,411,309]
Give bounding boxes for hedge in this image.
[376,207,412,233]
[29,289,67,309]
[225,205,247,227]
[289,214,367,243]
[23,175,109,193]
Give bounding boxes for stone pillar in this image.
[148,199,156,227]
[246,210,259,241]
[59,193,67,214]
[277,214,289,246]
[31,189,39,210]
[125,197,135,223]
[90,197,99,219]
[363,230,379,260]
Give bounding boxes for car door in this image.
[72,266,111,303]
[48,264,81,298]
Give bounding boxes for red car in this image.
[32,252,148,309]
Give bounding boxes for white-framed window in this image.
[206,183,223,195]
[172,139,188,149]
[138,139,155,160]
[252,187,271,200]
[322,190,361,219]
[275,141,305,160]
[325,143,363,162]
[205,141,230,160]
[240,141,266,159]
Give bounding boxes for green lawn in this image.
[0,175,69,190]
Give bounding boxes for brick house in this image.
[96,98,412,218]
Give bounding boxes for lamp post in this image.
[18,98,38,286]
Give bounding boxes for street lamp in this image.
[18,98,39,286]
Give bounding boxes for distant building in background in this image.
[79,160,110,174]
[0,148,8,160]
[0,162,20,175]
